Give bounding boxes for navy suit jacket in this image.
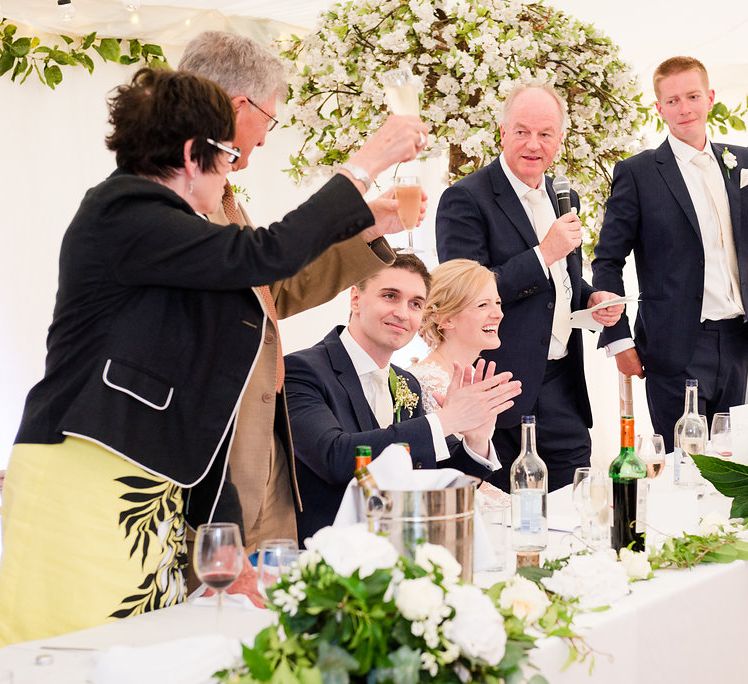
[592,139,748,376]
[285,326,495,542]
[436,158,594,427]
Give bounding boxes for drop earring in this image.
[188,181,194,195]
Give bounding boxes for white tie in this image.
[691,153,743,311]
[525,188,572,350]
[369,367,393,428]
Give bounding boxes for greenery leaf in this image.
[44,64,63,89]
[10,37,30,57]
[0,50,14,77]
[95,38,121,62]
[692,455,748,498]
[81,32,97,50]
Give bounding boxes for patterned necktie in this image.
[690,153,743,310]
[525,188,572,348]
[221,185,285,393]
[369,366,393,428]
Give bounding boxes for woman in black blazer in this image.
[0,67,428,645]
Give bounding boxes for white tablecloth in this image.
[1,477,745,684]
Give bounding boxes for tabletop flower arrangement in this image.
[279,0,647,253]
[216,524,586,683]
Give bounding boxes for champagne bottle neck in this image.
[620,416,635,450]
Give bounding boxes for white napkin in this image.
[333,445,498,572]
[569,294,639,332]
[730,404,748,464]
[92,634,240,684]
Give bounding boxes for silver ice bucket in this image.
[364,475,479,582]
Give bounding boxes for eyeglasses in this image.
[206,138,241,164]
[245,96,279,132]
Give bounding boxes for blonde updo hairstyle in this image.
[420,259,498,349]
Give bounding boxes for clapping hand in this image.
[434,360,522,457]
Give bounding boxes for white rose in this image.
[415,543,462,582]
[304,525,398,578]
[699,511,738,535]
[443,585,507,666]
[499,575,551,623]
[395,577,445,621]
[619,548,652,580]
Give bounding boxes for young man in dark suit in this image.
[593,56,748,450]
[285,253,522,541]
[436,84,622,491]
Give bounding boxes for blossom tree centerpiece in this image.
[280,0,648,252]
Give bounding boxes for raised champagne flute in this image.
[194,522,243,614]
[394,175,422,253]
[636,434,666,479]
[381,67,421,116]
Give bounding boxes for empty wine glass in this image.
[636,434,666,478]
[711,413,732,457]
[257,538,299,599]
[572,467,591,541]
[394,175,422,253]
[194,522,244,613]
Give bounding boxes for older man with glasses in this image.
[177,31,421,559]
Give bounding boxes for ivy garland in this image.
[0,19,168,89]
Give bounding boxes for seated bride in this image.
[410,259,514,499]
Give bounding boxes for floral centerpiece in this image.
[280,0,648,252]
[217,524,586,683]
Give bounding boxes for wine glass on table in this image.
[573,467,608,549]
[710,413,732,458]
[572,467,591,540]
[394,175,423,253]
[194,522,244,613]
[257,538,299,599]
[636,434,666,479]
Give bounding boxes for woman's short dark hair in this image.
[106,67,235,179]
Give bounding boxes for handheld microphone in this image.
[552,174,572,215]
[552,174,576,255]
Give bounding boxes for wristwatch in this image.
[339,163,373,192]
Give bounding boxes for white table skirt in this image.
[1,475,746,684]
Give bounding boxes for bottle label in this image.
[518,489,543,534]
[636,479,647,534]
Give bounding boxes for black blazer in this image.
[436,158,594,427]
[15,170,374,507]
[285,326,495,542]
[592,140,748,375]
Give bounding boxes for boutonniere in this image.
[722,146,737,178]
[388,367,419,422]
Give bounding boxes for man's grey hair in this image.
[178,31,286,103]
[500,83,568,134]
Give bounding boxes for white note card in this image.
[569,294,640,332]
[730,404,748,464]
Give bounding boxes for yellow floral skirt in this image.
[0,437,187,646]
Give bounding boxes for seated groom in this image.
[285,252,522,541]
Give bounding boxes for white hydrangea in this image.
[304,525,398,578]
[699,511,742,535]
[395,576,445,621]
[542,551,630,609]
[414,543,462,583]
[443,585,507,665]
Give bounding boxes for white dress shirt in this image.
[339,328,499,470]
[605,135,744,358]
[499,154,571,359]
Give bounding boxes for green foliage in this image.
[0,19,168,89]
[648,521,748,570]
[693,454,748,518]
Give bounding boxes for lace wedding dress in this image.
[408,360,451,415]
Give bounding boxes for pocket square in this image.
[741,168,748,189]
